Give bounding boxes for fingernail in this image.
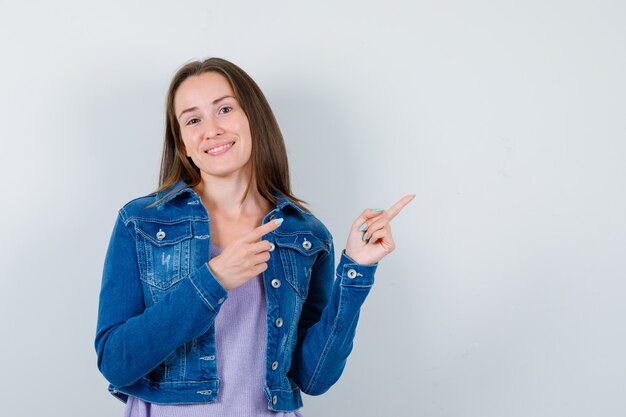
[362,232,369,241]
[273,218,284,226]
[368,238,373,244]
[371,207,383,212]
[358,223,367,232]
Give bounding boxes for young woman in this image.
[95,57,414,416]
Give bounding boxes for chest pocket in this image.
[275,233,330,299]
[135,219,192,290]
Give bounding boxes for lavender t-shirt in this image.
[123,244,304,417]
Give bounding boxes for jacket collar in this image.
[156,179,306,215]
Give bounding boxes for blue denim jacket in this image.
[94,180,378,412]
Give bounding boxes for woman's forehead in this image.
[175,73,235,111]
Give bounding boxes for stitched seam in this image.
[273,230,332,245]
[267,386,301,393]
[125,215,208,223]
[304,282,344,393]
[187,276,216,312]
[140,377,219,385]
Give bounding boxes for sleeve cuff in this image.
[187,263,229,312]
[336,249,378,287]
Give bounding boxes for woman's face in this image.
[174,72,253,181]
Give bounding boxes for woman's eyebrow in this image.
[177,95,235,120]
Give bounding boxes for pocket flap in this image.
[275,233,329,256]
[135,219,193,246]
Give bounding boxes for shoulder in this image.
[117,192,161,222]
[277,203,333,247]
[117,181,196,223]
[302,211,332,242]
[273,193,332,240]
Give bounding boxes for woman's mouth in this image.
[205,141,235,156]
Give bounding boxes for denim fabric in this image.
[94,180,378,412]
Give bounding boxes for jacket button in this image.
[271,279,281,288]
[275,317,283,327]
[269,214,276,221]
[271,360,279,370]
[156,229,166,240]
[272,395,278,405]
[217,297,225,304]
[347,269,358,279]
[302,238,312,250]
[269,242,275,252]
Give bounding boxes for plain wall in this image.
[1,1,625,416]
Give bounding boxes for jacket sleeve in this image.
[288,234,378,395]
[94,208,229,388]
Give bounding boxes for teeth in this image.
[207,142,234,153]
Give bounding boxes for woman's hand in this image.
[345,194,415,265]
[208,218,284,291]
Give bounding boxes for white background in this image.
[1,1,625,416]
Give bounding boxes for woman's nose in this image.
[204,116,225,138]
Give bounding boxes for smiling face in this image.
[174,71,253,181]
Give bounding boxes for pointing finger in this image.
[385,194,415,221]
[248,217,284,242]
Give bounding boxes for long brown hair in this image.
[145,57,310,213]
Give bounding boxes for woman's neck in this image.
[193,177,272,222]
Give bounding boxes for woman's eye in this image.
[219,106,232,114]
[186,118,200,125]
